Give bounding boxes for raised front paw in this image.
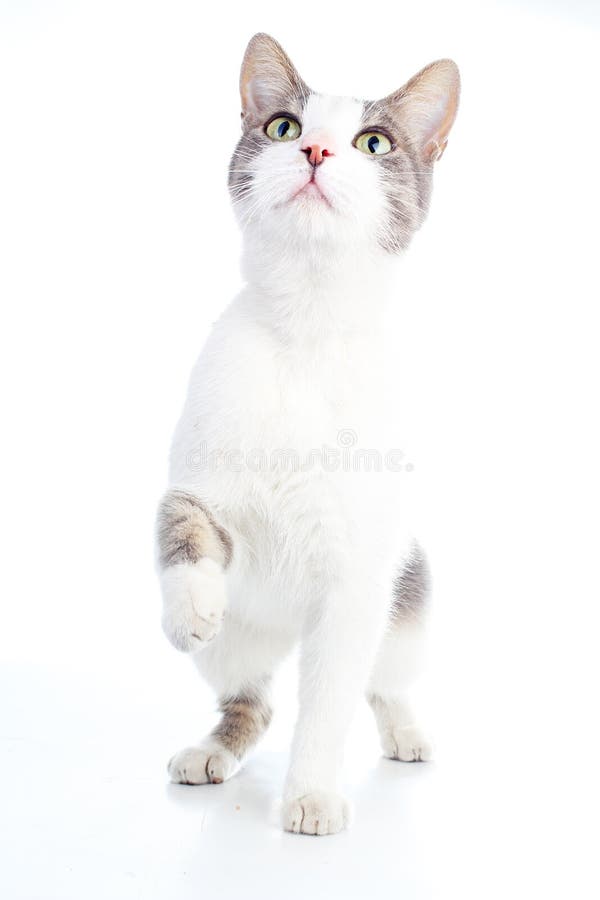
[282,790,350,836]
[160,560,226,652]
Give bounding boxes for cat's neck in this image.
[239,231,400,346]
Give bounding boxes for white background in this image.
[1,1,598,897]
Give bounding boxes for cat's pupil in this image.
[278,120,290,138]
[367,135,379,154]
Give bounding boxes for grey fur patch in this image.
[391,542,430,623]
[239,33,311,130]
[228,126,272,203]
[229,33,311,204]
[228,91,311,203]
[157,490,233,569]
[360,100,433,253]
[212,688,273,760]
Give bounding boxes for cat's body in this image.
[157,34,459,835]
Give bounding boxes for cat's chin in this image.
[290,180,333,208]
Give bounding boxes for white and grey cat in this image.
[157,33,459,835]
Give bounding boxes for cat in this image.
[156,33,459,836]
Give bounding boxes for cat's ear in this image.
[239,33,309,126]
[382,60,460,163]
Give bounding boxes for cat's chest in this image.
[259,342,385,446]
[180,322,396,490]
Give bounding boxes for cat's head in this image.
[229,34,459,255]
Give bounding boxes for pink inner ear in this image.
[425,138,448,162]
[245,75,269,117]
[393,60,460,162]
[425,92,458,158]
[239,34,308,122]
[242,70,293,121]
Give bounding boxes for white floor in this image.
[1,662,437,899]
[2,655,593,900]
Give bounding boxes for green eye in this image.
[355,132,393,156]
[265,116,302,142]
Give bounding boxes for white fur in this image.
[168,741,239,785]
[161,559,226,652]
[282,790,351,836]
[160,92,429,834]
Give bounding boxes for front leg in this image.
[282,576,389,836]
[156,490,233,652]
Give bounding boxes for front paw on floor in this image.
[383,724,433,762]
[282,790,350,836]
[168,744,237,785]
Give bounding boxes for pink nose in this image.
[301,143,333,167]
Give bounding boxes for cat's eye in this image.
[265,116,302,142]
[354,132,393,156]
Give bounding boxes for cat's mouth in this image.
[290,176,332,208]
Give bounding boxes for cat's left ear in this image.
[239,33,309,126]
[381,60,460,163]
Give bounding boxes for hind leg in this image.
[168,618,293,785]
[367,544,433,762]
[367,624,433,762]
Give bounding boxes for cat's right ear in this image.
[239,33,309,127]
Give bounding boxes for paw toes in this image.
[168,745,237,785]
[206,754,227,784]
[282,791,349,836]
[168,747,208,784]
[316,818,329,837]
[160,563,226,653]
[386,725,433,762]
